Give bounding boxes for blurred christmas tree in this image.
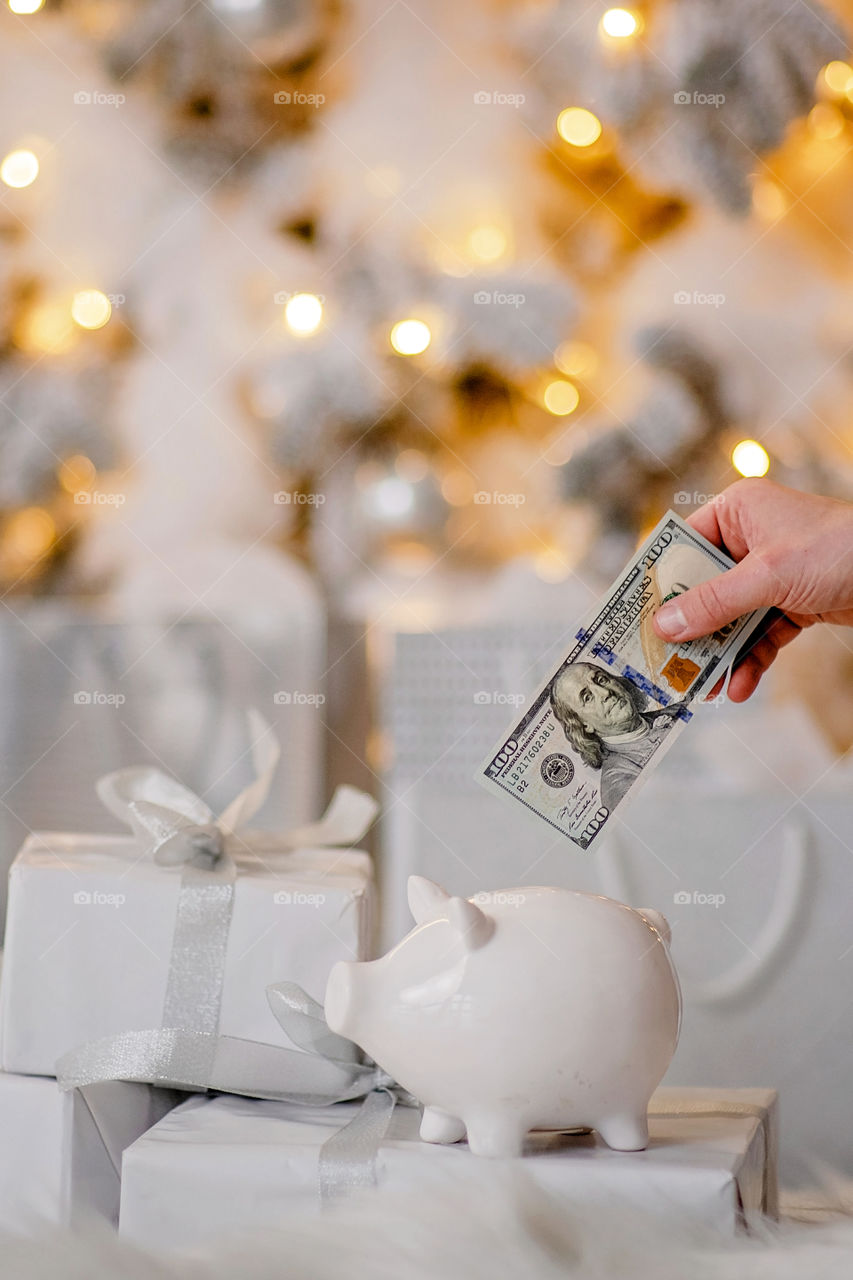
[1,0,852,600]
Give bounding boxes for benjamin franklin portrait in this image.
[549,663,685,810]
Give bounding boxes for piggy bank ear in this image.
[638,908,671,947]
[448,896,494,951]
[408,875,451,925]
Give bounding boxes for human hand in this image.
[652,479,853,701]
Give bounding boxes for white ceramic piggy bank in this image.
[324,877,680,1157]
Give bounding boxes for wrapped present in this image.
[0,712,377,1082]
[119,1086,778,1250]
[0,1072,177,1231]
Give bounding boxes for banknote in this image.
[476,512,768,850]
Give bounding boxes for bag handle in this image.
[598,818,811,1006]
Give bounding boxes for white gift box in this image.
[0,832,372,1077]
[0,1072,177,1231]
[119,1087,777,1250]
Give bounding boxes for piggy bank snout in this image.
[324,960,356,1037]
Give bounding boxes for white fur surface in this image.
[4,1175,853,1280]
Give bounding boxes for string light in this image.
[555,340,598,379]
[542,379,580,416]
[71,289,112,330]
[556,107,602,148]
[389,318,431,355]
[1,149,39,188]
[732,439,770,477]
[467,225,508,263]
[284,292,323,335]
[600,8,641,39]
[8,0,45,12]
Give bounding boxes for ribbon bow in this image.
[267,982,417,1201]
[94,707,377,869]
[58,982,415,1203]
[56,709,383,1197]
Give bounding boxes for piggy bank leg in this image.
[420,1107,466,1145]
[464,1113,527,1158]
[596,1112,649,1152]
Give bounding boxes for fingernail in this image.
[655,602,687,639]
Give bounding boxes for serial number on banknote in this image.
[476,513,767,850]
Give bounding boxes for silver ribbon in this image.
[58,983,415,1203]
[57,708,379,1128]
[93,709,284,1066]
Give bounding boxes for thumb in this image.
[653,556,773,641]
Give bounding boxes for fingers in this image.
[653,555,776,641]
[702,613,803,702]
[685,478,776,563]
[685,502,726,549]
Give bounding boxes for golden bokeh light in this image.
[8,0,45,15]
[284,292,323,335]
[17,301,76,354]
[600,8,641,38]
[752,179,788,222]
[732,439,770,477]
[1,149,39,188]
[555,340,598,379]
[535,547,572,582]
[556,107,602,148]
[58,454,97,495]
[821,60,853,95]
[5,507,55,560]
[467,225,508,263]
[71,289,112,330]
[542,379,580,416]
[440,471,476,506]
[808,102,845,140]
[389,318,431,355]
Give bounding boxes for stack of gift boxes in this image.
[0,724,779,1245]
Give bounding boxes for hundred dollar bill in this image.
[476,512,768,850]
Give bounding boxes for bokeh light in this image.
[58,454,96,495]
[600,8,640,38]
[17,301,76,354]
[732,439,770,477]
[555,340,598,379]
[556,107,602,147]
[821,60,853,95]
[467,225,508,263]
[8,0,45,14]
[71,289,112,330]
[1,149,39,188]
[808,102,844,140]
[752,179,788,222]
[6,507,55,560]
[542,379,580,416]
[389,318,431,355]
[284,293,323,335]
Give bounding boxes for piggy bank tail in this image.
[638,908,671,947]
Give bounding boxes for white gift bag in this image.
[377,623,853,1184]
